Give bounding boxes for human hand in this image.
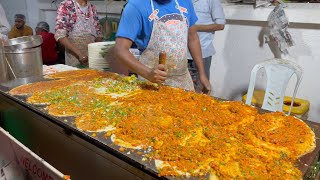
[78,55,88,66]
[146,64,167,84]
[200,74,212,95]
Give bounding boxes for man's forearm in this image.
[195,24,224,32]
[114,44,150,78]
[58,37,81,57]
[188,27,212,93]
[115,38,166,84]
[188,28,206,76]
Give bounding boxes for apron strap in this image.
[150,0,159,20]
[73,0,91,17]
[150,0,155,13]
[174,0,185,18]
[73,0,79,16]
[149,0,185,21]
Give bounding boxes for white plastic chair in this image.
[245,59,303,115]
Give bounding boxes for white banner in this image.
[0,127,70,180]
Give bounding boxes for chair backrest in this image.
[245,59,303,115]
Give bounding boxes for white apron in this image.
[65,0,97,67]
[139,0,194,91]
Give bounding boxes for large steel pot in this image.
[4,47,43,80]
[3,35,43,80]
[0,45,8,83]
[4,35,43,51]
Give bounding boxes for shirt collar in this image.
[14,25,25,31]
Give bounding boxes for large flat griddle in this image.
[0,79,319,180]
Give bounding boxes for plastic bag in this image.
[264,1,294,54]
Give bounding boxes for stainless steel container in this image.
[5,35,43,51]
[3,35,43,80]
[5,47,43,79]
[0,45,8,83]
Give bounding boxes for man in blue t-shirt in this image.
[115,0,211,93]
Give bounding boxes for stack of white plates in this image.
[88,41,115,71]
[43,64,79,75]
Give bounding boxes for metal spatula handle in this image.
[4,56,17,79]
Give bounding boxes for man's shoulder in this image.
[122,0,147,17]
[180,0,193,7]
[9,27,17,32]
[89,2,97,11]
[183,0,193,4]
[60,0,72,6]
[40,32,56,39]
[127,0,144,5]
[126,0,146,9]
[48,32,56,39]
[24,25,33,31]
[25,25,32,29]
[193,0,209,5]
[8,28,17,39]
[58,0,74,10]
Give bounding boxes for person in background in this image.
[99,15,112,41]
[188,0,225,86]
[8,14,33,39]
[115,0,211,93]
[35,22,58,65]
[55,0,102,67]
[56,41,66,65]
[0,3,10,43]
